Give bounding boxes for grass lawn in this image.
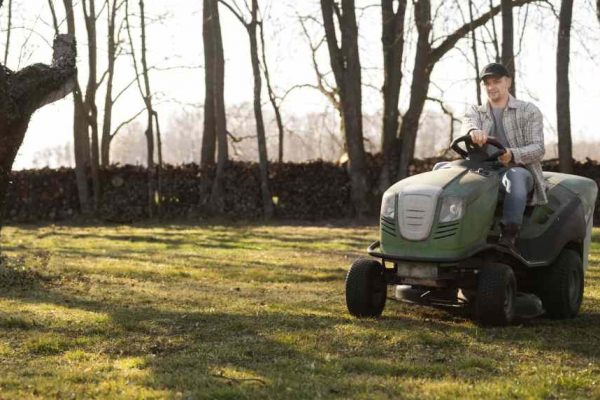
[0,222,599,399]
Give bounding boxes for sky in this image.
[3,0,600,169]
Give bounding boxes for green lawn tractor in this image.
[346,134,598,325]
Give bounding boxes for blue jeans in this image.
[500,167,533,225]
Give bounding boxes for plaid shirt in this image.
[460,95,548,205]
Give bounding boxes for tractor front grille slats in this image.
[433,221,460,240]
[381,216,396,236]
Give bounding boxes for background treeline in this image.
[5,157,600,225]
[1,0,598,222]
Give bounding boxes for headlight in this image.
[380,192,396,219]
[438,197,464,223]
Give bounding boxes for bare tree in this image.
[320,0,369,216]
[219,0,273,219]
[202,0,229,212]
[126,0,164,216]
[3,0,11,65]
[82,0,101,208]
[62,0,93,214]
[501,0,516,95]
[259,19,285,163]
[556,0,573,173]
[100,0,125,166]
[468,0,482,105]
[0,33,76,234]
[201,0,216,169]
[379,0,407,189]
[395,0,540,180]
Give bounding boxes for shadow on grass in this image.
[3,277,600,398]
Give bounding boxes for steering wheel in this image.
[451,134,506,162]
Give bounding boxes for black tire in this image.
[475,263,516,326]
[538,249,583,319]
[345,258,387,318]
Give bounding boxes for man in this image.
[461,62,547,250]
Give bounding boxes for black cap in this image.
[480,63,510,80]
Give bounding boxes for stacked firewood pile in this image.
[3,157,599,224]
[4,167,79,222]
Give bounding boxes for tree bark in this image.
[395,0,539,180]
[321,0,369,217]
[206,0,228,213]
[82,0,101,210]
[3,0,11,65]
[201,0,217,169]
[63,0,92,214]
[556,0,573,173]
[379,0,407,189]
[101,0,119,166]
[259,20,285,163]
[248,0,273,219]
[139,0,160,215]
[0,34,76,230]
[468,0,482,106]
[501,0,516,95]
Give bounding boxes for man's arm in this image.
[460,105,482,136]
[508,103,545,165]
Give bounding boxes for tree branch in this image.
[430,0,542,64]
[110,107,145,138]
[218,0,248,27]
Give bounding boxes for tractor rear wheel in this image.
[476,263,516,326]
[345,258,387,318]
[537,249,583,319]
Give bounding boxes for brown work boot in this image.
[499,223,520,253]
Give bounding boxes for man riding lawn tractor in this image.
[464,63,547,253]
[345,63,598,326]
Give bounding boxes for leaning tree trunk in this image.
[379,0,407,190]
[0,34,76,233]
[556,0,573,173]
[501,0,516,96]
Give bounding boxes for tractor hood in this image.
[384,165,497,205]
[379,164,500,260]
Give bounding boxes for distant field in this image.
[0,223,599,399]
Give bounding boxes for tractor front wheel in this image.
[475,263,516,326]
[345,258,387,318]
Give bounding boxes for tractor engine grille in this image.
[397,185,442,241]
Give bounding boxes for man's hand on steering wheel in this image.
[469,129,511,165]
[469,129,488,146]
[498,149,513,166]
